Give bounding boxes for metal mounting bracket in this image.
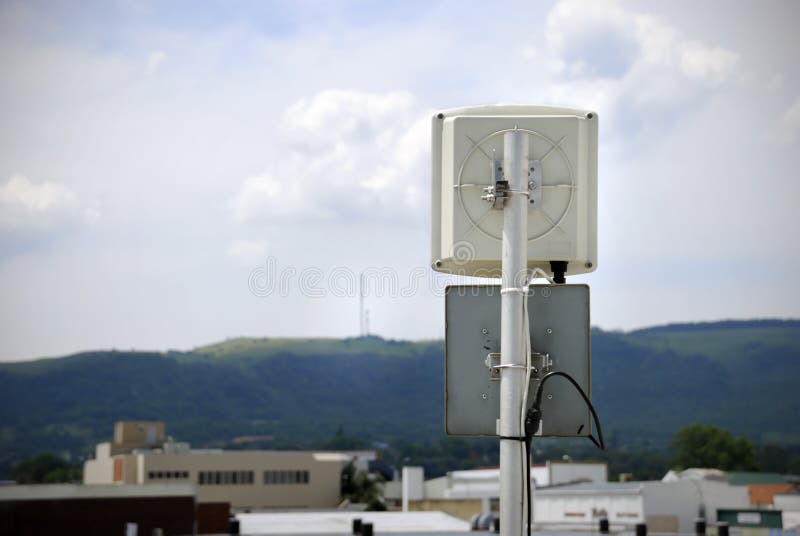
[481,159,541,209]
[528,159,542,209]
[481,161,508,209]
[484,351,552,381]
[485,352,502,380]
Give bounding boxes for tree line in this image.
[14,423,799,485]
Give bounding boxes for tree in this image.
[11,453,82,483]
[340,461,386,511]
[321,427,368,451]
[671,424,757,471]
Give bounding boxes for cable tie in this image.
[505,189,530,196]
[494,364,528,370]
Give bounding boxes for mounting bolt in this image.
[481,393,488,400]
[481,328,488,335]
[546,328,553,335]
[547,393,553,400]
[585,262,593,269]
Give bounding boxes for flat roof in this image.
[728,472,788,485]
[0,484,195,501]
[536,482,643,494]
[237,511,471,534]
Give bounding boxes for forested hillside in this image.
[1,320,797,478]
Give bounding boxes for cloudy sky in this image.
[1,0,798,361]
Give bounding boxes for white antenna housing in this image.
[430,104,598,277]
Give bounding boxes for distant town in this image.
[2,419,798,534]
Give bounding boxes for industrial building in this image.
[84,421,354,510]
[532,478,748,533]
[385,463,771,533]
[384,461,608,519]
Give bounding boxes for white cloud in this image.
[541,0,739,123]
[230,170,323,222]
[0,0,797,360]
[285,89,415,135]
[226,239,267,266]
[230,89,430,224]
[0,175,80,231]
[677,40,738,86]
[146,50,167,75]
[83,207,101,225]
[779,96,800,142]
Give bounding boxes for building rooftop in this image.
[727,472,789,486]
[662,468,727,482]
[0,484,195,501]
[237,511,470,534]
[536,481,643,494]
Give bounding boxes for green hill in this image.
[0,320,797,477]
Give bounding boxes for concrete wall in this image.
[409,499,483,521]
[141,451,340,509]
[383,480,401,501]
[641,480,749,533]
[83,456,113,485]
[402,467,424,501]
[114,421,164,449]
[775,494,800,510]
[642,481,699,534]
[534,489,643,529]
[777,494,800,530]
[122,454,139,483]
[699,480,750,524]
[424,476,449,499]
[548,461,608,485]
[84,448,342,510]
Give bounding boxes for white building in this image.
[385,461,608,519]
[535,478,748,533]
[776,493,800,530]
[386,461,607,503]
[385,463,751,532]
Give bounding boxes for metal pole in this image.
[499,130,529,536]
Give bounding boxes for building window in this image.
[149,470,190,481]
[263,470,310,485]
[197,470,254,486]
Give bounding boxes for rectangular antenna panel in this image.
[445,284,591,437]
[431,105,598,277]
